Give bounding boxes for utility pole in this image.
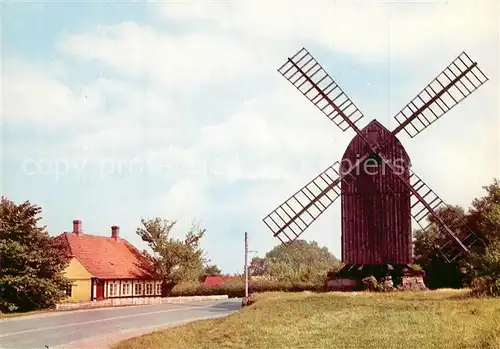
[244,231,248,298]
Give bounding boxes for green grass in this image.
[114,289,500,349]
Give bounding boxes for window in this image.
[134,283,143,296]
[109,283,119,297]
[145,283,153,295]
[155,282,162,295]
[64,285,73,297]
[122,283,131,297]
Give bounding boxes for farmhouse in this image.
[57,220,162,301]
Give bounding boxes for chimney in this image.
[73,220,82,235]
[111,225,119,239]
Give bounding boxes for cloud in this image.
[3,58,100,125]
[161,176,208,218]
[58,21,267,89]
[154,0,498,62]
[4,1,499,271]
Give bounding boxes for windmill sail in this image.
[262,161,353,243]
[278,47,364,132]
[392,52,489,138]
[408,170,484,262]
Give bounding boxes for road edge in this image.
[2,296,230,322]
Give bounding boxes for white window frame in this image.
[145,282,154,296]
[108,281,119,298]
[121,282,132,297]
[155,282,162,296]
[134,282,143,296]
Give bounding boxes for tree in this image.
[468,179,500,245]
[252,240,340,283]
[248,257,267,277]
[203,264,222,276]
[412,205,469,288]
[413,179,500,290]
[0,197,71,313]
[413,205,471,260]
[470,239,500,296]
[468,179,500,296]
[136,218,207,292]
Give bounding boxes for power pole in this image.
[244,231,248,298]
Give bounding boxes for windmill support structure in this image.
[262,47,489,291]
[326,264,427,291]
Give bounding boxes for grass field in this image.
[114,290,500,349]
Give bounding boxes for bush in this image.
[471,239,500,297]
[361,276,378,291]
[241,294,256,307]
[169,278,325,298]
[471,277,498,297]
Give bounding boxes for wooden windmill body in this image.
[341,120,412,265]
[263,48,489,286]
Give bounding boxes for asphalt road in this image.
[0,299,241,349]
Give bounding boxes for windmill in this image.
[262,47,489,286]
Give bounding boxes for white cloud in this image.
[3,58,100,125]
[58,21,267,89]
[154,0,498,62]
[89,77,175,124]
[161,177,207,217]
[4,1,499,270]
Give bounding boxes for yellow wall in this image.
[63,257,94,302]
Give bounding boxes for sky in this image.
[2,0,499,274]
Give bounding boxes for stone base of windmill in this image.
[325,264,427,292]
[397,266,428,291]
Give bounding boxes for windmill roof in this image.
[57,232,155,279]
[364,119,391,132]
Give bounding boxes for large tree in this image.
[413,179,500,290]
[471,239,500,296]
[0,197,70,313]
[136,218,207,292]
[248,257,267,277]
[413,205,468,264]
[250,240,340,283]
[468,179,500,245]
[468,179,500,295]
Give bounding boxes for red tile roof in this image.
[203,276,225,288]
[58,232,156,279]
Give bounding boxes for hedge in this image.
[169,278,326,298]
